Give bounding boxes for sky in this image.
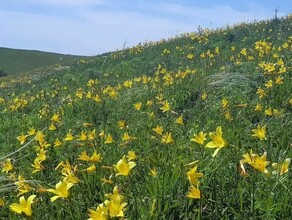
[0,0,291,56]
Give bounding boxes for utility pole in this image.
[274,7,279,19]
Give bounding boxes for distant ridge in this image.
[0,47,88,74]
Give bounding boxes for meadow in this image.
[0,47,86,74]
[0,15,291,219]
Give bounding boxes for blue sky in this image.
[0,0,291,55]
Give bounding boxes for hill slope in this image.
[0,47,87,74]
[0,16,291,219]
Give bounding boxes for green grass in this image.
[0,47,87,74]
[0,15,291,219]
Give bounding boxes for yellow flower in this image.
[87,79,98,87]
[104,134,114,144]
[123,80,133,88]
[272,158,290,175]
[242,149,255,164]
[90,151,103,162]
[85,164,96,173]
[55,160,77,173]
[278,65,286,74]
[264,107,273,116]
[160,100,171,112]
[88,129,96,140]
[0,198,4,206]
[175,115,184,125]
[155,93,164,102]
[38,141,50,149]
[242,150,270,174]
[186,185,201,199]
[27,127,36,136]
[161,132,174,144]
[54,138,62,147]
[238,160,249,177]
[251,124,267,140]
[254,103,262,112]
[32,158,43,174]
[205,126,228,157]
[109,90,117,99]
[101,177,113,185]
[149,167,158,177]
[92,94,102,103]
[63,171,80,185]
[2,158,14,173]
[103,186,127,217]
[9,195,36,217]
[88,203,108,220]
[256,87,266,99]
[127,150,137,161]
[51,113,61,123]
[76,88,83,98]
[114,155,136,176]
[146,100,153,106]
[15,175,32,196]
[191,132,206,145]
[187,53,195,59]
[221,98,229,110]
[152,125,163,135]
[187,165,204,186]
[134,102,142,110]
[215,47,220,54]
[77,131,87,141]
[201,92,207,100]
[35,131,45,143]
[275,76,283,84]
[36,149,47,162]
[64,130,74,141]
[117,120,126,129]
[224,109,233,121]
[104,197,127,218]
[162,48,170,55]
[48,123,57,131]
[105,186,123,200]
[78,151,91,161]
[55,164,78,183]
[265,80,273,88]
[99,130,105,137]
[47,179,74,202]
[17,133,27,145]
[240,48,247,56]
[79,151,102,163]
[122,132,136,142]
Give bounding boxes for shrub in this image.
[0,68,8,77]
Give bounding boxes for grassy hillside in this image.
[0,16,291,219]
[0,47,87,74]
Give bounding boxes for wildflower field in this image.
[0,16,291,219]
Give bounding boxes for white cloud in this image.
[155,2,272,27]
[0,1,281,55]
[0,8,198,55]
